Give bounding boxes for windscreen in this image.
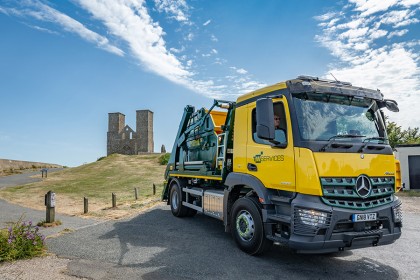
[292,92,387,143]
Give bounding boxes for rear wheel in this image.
[169,179,189,217]
[231,197,272,255]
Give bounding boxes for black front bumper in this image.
[265,194,402,254]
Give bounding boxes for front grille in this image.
[320,177,395,210]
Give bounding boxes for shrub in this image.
[97,156,107,161]
[158,153,170,165]
[0,218,46,262]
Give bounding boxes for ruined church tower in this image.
[107,110,154,155]
[136,110,154,153]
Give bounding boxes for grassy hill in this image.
[0,159,62,177]
[0,154,167,219]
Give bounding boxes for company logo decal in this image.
[253,151,284,163]
[355,175,372,199]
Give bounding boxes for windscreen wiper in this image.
[328,134,366,141]
[320,134,365,152]
[358,137,387,152]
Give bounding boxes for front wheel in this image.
[230,197,272,255]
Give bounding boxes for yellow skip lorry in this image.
[162,75,402,254]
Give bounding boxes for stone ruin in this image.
[107,110,154,156]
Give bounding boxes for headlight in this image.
[295,208,329,227]
[393,202,403,223]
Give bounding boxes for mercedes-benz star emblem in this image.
[355,175,372,199]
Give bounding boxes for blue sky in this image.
[1,0,419,167]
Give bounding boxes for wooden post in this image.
[84,197,88,214]
[112,193,116,208]
[134,188,138,200]
[153,184,156,195]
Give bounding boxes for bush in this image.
[0,218,46,262]
[158,153,170,165]
[97,156,107,161]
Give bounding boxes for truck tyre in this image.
[230,197,272,255]
[169,179,189,217]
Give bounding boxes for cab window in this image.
[252,102,287,146]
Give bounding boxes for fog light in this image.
[296,208,329,227]
[393,202,403,223]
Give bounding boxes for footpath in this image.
[0,170,101,237]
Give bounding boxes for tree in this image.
[386,118,420,148]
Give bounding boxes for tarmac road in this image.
[47,204,420,280]
[0,168,63,189]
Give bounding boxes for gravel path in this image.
[0,198,102,237]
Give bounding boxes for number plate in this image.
[352,213,377,222]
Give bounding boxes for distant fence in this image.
[0,158,62,175]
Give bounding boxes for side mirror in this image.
[256,98,275,140]
[379,99,399,112]
[385,99,399,112]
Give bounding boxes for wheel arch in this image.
[165,177,187,205]
[223,172,271,232]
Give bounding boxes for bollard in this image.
[153,184,156,195]
[134,188,138,200]
[112,193,116,208]
[45,191,56,223]
[84,197,88,214]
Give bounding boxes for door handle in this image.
[247,163,258,172]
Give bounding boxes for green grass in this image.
[0,154,167,215]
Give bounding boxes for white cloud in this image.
[186,32,194,41]
[76,0,190,84]
[211,49,218,54]
[0,1,124,56]
[27,24,59,35]
[369,29,388,39]
[314,12,337,21]
[400,0,420,7]
[380,9,419,27]
[203,19,211,26]
[350,0,399,16]
[170,46,185,53]
[210,34,218,42]
[153,0,189,22]
[387,29,409,38]
[315,0,420,128]
[339,27,369,40]
[236,68,248,75]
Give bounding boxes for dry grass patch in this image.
[0,154,166,219]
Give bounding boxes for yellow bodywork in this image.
[209,110,227,134]
[232,82,398,197]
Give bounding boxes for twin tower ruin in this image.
[107,110,154,155]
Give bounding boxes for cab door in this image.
[245,98,296,192]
